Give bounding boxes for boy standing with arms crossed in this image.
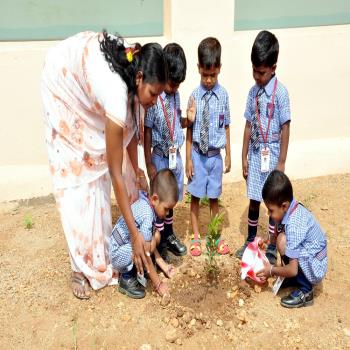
[144,43,188,261]
[235,31,291,264]
[186,37,231,257]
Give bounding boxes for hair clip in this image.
[125,48,133,63]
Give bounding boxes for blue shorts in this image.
[187,148,223,199]
[151,149,184,201]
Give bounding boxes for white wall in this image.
[0,0,349,201]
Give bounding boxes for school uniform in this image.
[187,83,230,199]
[245,75,290,202]
[281,199,328,290]
[109,191,156,273]
[145,91,184,201]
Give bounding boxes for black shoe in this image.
[118,275,145,299]
[167,233,187,256]
[158,244,170,263]
[266,244,277,265]
[235,241,249,259]
[280,289,314,308]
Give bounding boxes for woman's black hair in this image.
[99,30,167,126]
[262,170,293,206]
[251,30,279,68]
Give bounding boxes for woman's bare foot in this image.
[71,272,91,299]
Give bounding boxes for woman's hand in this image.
[136,168,149,193]
[146,163,157,182]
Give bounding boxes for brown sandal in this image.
[71,274,91,300]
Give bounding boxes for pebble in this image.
[205,321,212,329]
[238,298,244,307]
[216,319,223,327]
[175,338,182,346]
[160,294,171,307]
[190,319,197,326]
[165,329,178,343]
[188,268,196,277]
[170,318,179,328]
[183,312,192,323]
[254,285,262,293]
[343,328,350,337]
[237,310,247,323]
[139,344,152,350]
[176,308,184,318]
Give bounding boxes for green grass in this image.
[24,214,33,229]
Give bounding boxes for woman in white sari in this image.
[41,31,167,298]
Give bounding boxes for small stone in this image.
[183,312,192,323]
[175,338,182,346]
[163,317,170,324]
[160,294,171,307]
[176,308,184,318]
[232,285,238,292]
[170,318,179,328]
[254,285,262,293]
[188,268,196,277]
[196,274,201,279]
[205,320,212,329]
[190,319,197,326]
[343,328,350,337]
[237,310,247,323]
[226,292,231,299]
[216,319,224,327]
[238,299,244,307]
[139,344,152,350]
[116,301,124,308]
[165,329,178,343]
[179,266,188,274]
[263,321,269,328]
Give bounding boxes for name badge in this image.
[169,146,177,170]
[260,146,270,173]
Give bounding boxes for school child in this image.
[186,37,231,257]
[144,43,188,261]
[235,30,291,264]
[257,170,327,308]
[109,169,178,299]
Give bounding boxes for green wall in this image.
[0,0,163,41]
[235,0,350,30]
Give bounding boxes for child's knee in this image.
[276,233,286,256]
[249,199,260,212]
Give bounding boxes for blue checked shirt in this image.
[189,83,230,149]
[112,191,156,243]
[244,75,291,144]
[145,91,185,150]
[282,199,328,284]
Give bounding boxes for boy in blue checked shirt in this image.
[186,37,231,257]
[144,43,188,261]
[257,170,327,308]
[235,31,291,264]
[109,169,178,299]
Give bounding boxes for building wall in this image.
[0,0,349,201]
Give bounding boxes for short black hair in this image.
[151,169,178,203]
[262,170,293,206]
[164,43,187,84]
[198,37,221,69]
[251,30,279,68]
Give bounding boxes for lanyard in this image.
[159,95,177,143]
[255,78,278,145]
[289,201,299,216]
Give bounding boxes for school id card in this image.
[260,146,270,173]
[169,146,177,170]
